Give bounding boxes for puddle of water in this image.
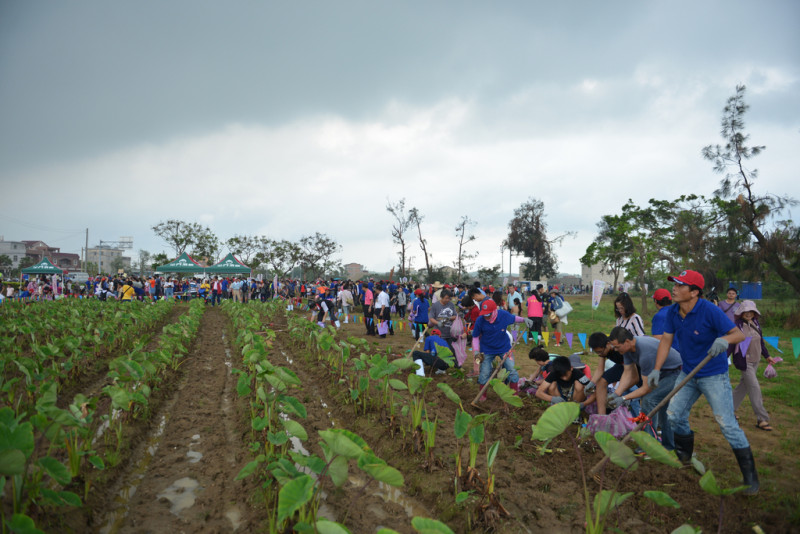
[348,474,429,519]
[224,505,244,530]
[98,414,169,534]
[157,477,202,515]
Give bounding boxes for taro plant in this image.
[697,470,748,534]
[530,402,683,534]
[407,373,433,450]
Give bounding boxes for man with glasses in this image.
[606,326,682,451]
[650,270,757,494]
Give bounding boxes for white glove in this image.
[578,375,595,393]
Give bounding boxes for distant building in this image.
[581,263,625,288]
[22,240,81,270]
[0,237,27,268]
[86,245,132,273]
[344,262,368,281]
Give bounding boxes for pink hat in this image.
[734,300,761,319]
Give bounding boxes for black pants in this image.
[397,304,406,319]
[412,350,449,371]
[377,307,394,337]
[363,304,375,335]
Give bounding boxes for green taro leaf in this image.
[278,395,308,419]
[468,425,484,446]
[389,379,408,391]
[6,513,45,534]
[391,359,417,370]
[630,431,682,468]
[698,470,748,496]
[671,525,701,534]
[489,379,523,407]
[37,456,71,486]
[58,490,82,507]
[691,456,706,475]
[0,449,25,476]
[594,432,637,471]
[455,491,473,504]
[277,474,315,524]
[281,419,308,441]
[236,373,252,397]
[319,430,366,460]
[315,519,353,534]
[436,383,462,407]
[643,490,680,509]
[356,453,404,487]
[454,410,472,440]
[88,455,105,470]
[487,441,500,469]
[408,374,432,395]
[594,490,633,515]
[530,402,579,443]
[410,516,455,534]
[235,460,261,480]
[377,529,403,534]
[327,455,349,487]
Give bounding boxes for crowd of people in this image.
[2,268,775,495]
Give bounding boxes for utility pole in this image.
[84,228,88,271]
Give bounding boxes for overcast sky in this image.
[1,1,798,277]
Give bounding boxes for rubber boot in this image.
[733,447,760,495]
[468,359,481,378]
[673,432,694,465]
[478,384,487,402]
[509,381,520,396]
[335,320,341,329]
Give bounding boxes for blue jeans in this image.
[165,287,174,300]
[641,368,679,450]
[667,370,749,449]
[478,352,518,385]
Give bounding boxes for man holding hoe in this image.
[649,270,758,494]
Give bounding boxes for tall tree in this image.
[476,265,502,287]
[136,249,152,276]
[702,84,800,295]
[151,252,169,271]
[191,228,221,265]
[151,220,205,257]
[386,198,413,277]
[506,198,572,280]
[298,232,342,279]
[453,215,477,283]
[226,234,262,265]
[253,239,302,278]
[409,208,432,283]
[580,213,632,292]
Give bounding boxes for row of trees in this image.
[149,221,343,279]
[581,85,799,312]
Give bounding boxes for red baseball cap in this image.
[652,288,671,301]
[667,270,704,289]
[431,328,441,336]
[478,299,497,316]
[414,288,424,296]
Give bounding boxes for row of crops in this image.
[1,299,205,534]
[230,300,739,534]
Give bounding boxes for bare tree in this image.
[409,207,432,283]
[386,198,413,277]
[453,215,477,282]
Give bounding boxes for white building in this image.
[0,237,27,268]
[86,246,132,273]
[581,262,626,288]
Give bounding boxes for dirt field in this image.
[48,303,799,533]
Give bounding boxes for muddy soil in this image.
[92,306,265,533]
[277,309,799,534]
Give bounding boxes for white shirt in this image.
[375,291,390,309]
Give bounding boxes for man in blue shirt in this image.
[410,328,451,374]
[651,270,757,494]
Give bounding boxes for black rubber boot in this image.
[733,447,760,495]
[673,432,694,465]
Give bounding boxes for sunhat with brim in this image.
[568,353,587,369]
[432,281,444,289]
[735,300,761,319]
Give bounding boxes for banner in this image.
[566,333,574,348]
[578,333,587,349]
[763,336,783,354]
[542,332,550,346]
[738,337,752,359]
[592,280,606,310]
[792,337,800,359]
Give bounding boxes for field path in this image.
[99,306,262,533]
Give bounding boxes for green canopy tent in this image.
[154,252,206,274]
[21,257,64,275]
[205,253,251,275]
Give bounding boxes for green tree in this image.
[254,239,302,278]
[151,219,216,259]
[702,85,800,295]
[110,256,125,273]
[298,232,342,279]
[476,265,502,287]
[18,256,35,270]
[136,249,152,276]
[151,252,169,272]
[0,254,11,274]
[191,229,221,264]
[580,214,632,292]
[226,234,262,266]
[506,197,572,280]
